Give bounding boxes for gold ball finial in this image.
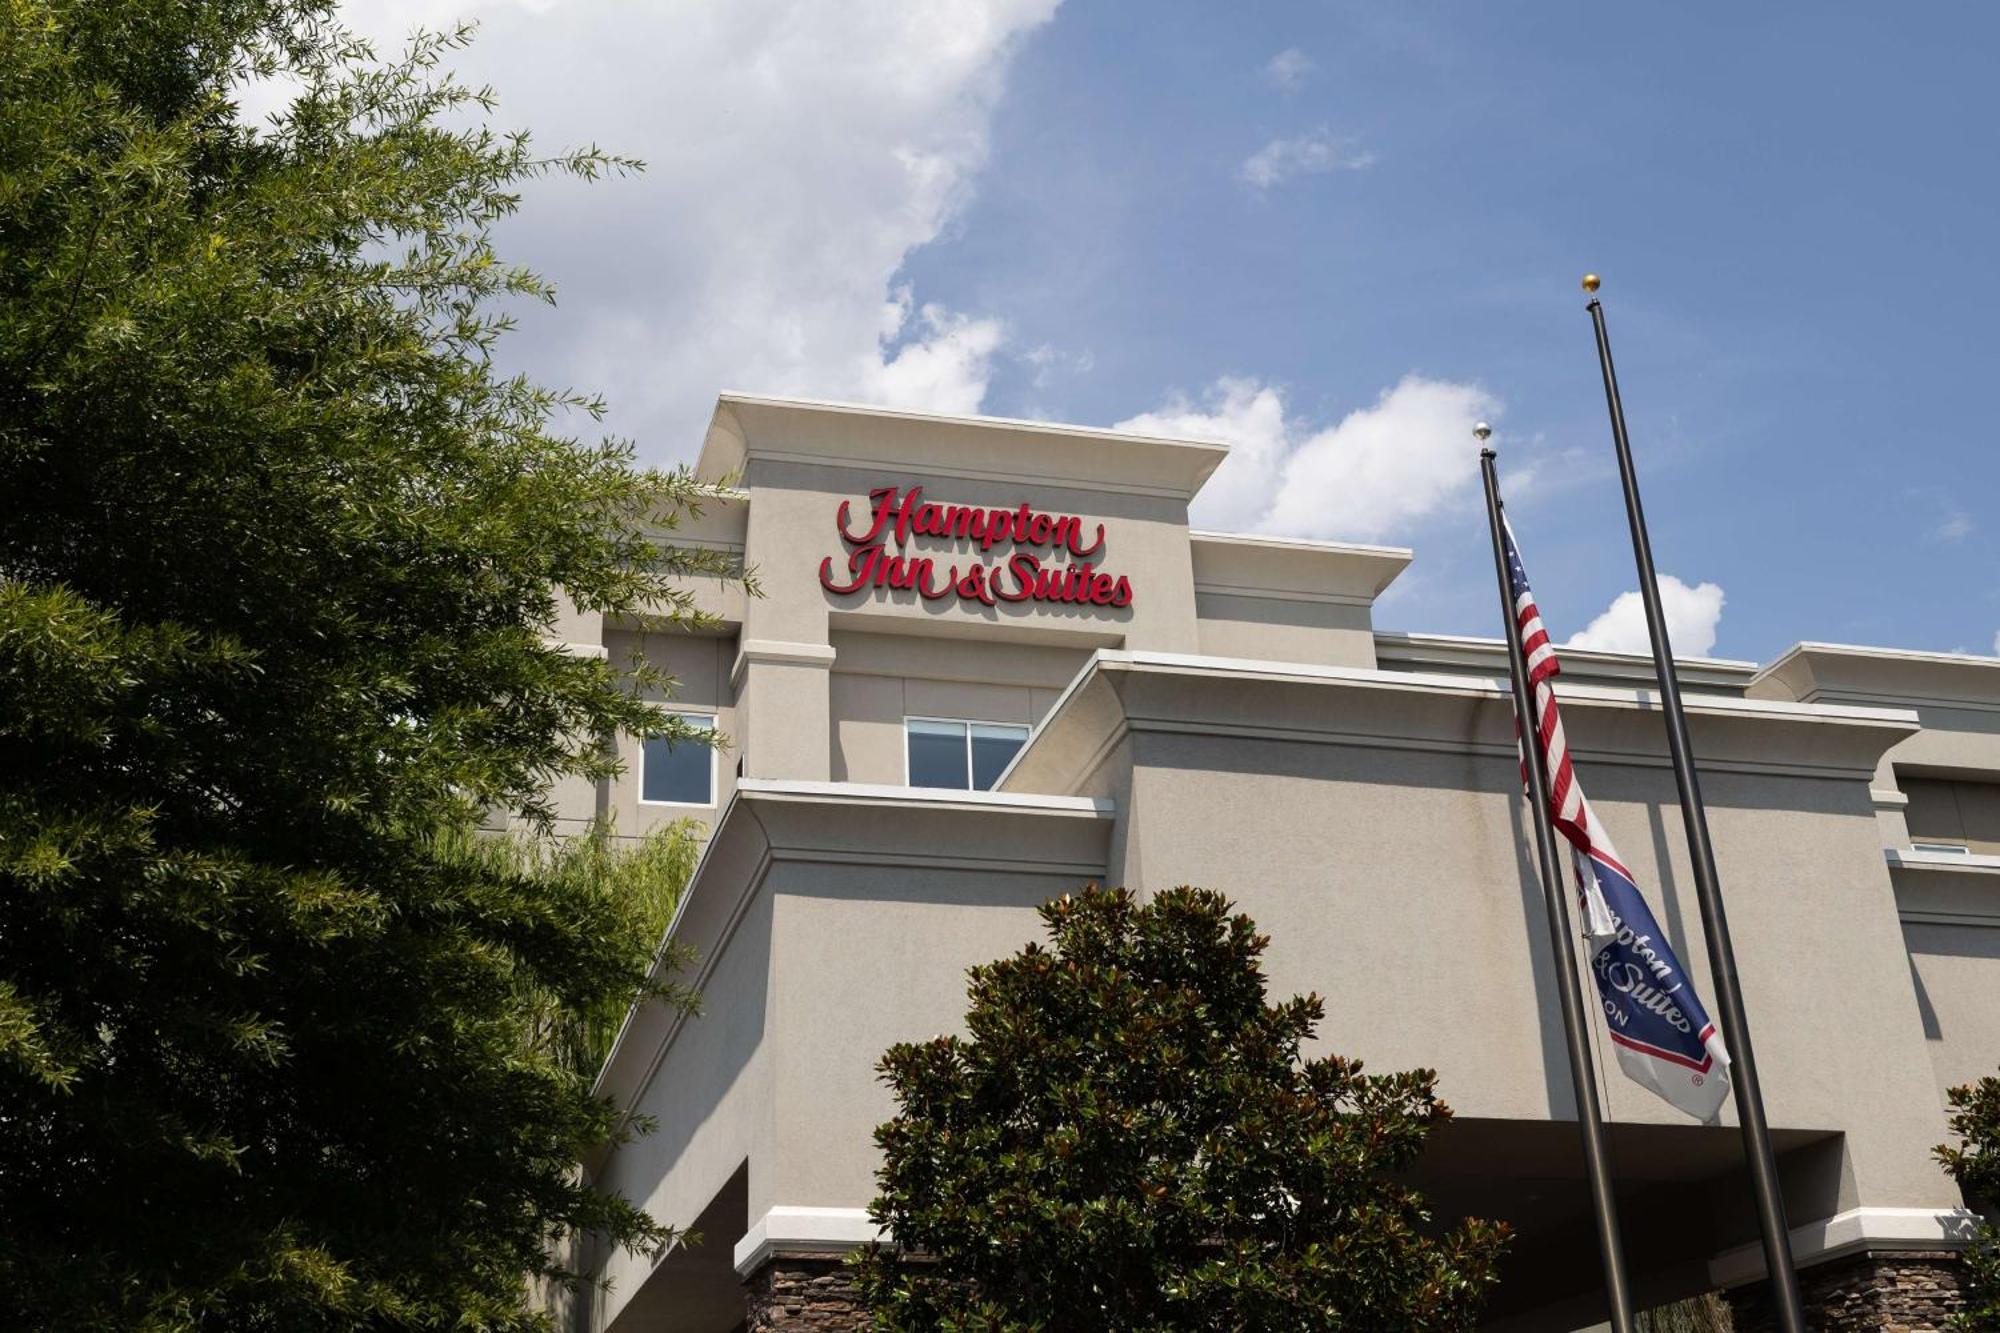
[1581,273,1601,294]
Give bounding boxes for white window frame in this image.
[638,709,719,808]
[1910,841,1972,856]
[902,715,1031,792]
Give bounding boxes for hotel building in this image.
[555,394,1999,1331]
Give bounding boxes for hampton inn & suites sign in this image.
[818,485,1135,609]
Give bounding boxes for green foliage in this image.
[1939,1075,2000,1330]
[470,820,704,1079]
[0,2,739,1327]
[852,886,1509,1331]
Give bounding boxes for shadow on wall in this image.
[1908,955,1943,1041]
[580,896,774,1327]
[1422,1119,1842,1331]
[1502,768,1588,1121]
[588,1161,750,1333]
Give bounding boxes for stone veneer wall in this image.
[1725,1250,1963,1331]
[738,1249,1970,1331]
[743,1256,868,1331]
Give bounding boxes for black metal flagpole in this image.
[1478,433,1636,1333]
[1580,275,1806,1332]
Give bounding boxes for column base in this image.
[743,1254,868,1331]
[1725,1249,1963,1331]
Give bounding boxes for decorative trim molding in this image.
[767,845,1106,878]
[1709,1206,1984,1287]
[1003,649,1921,795]
[738,1202,1988,1287]
[1375,629,1759,690]
[1870,788,1911,809]
[1901,909,2000,929]
[734,1206,880,1276]
[1752,642,2000,714]
[1116,649,1914,723]
[1115,713,1889,782]
[1187,528,1412,560]
[700,393,1228,501]
[1193,581,1374,608]
[1787,640,2000,669]
[731,639,838,690]
[738,446,1208,501]
[1888,847,2000,876]
[1797,687,2000,716]
[736,778,1112,818]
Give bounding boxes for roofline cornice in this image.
[999,649,1920,797]
[1752,640,2000,710]
[696,393,1230,501]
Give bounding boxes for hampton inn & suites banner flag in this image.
[1504,516,1732,1122]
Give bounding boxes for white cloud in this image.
[1114,374,1499,543]
[859,291,1004,415]
[1567,577,1727,658]
[1264,47,1314,93]
[1935,508,1973,541]
[243,0,1060,461]
[1019,341,1095,390]
[1239,127,1374,190]
[1116,378,1292,532]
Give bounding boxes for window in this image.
[641,712,717,806]
[905,718,1030,791]
[1910,841,1971,856]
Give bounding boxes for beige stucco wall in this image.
[827,630,1089,784]
[1007,657,1958,1219]
[1187,531,1405,669]
[1883,702,2000,776]
[1749,643,2000,1126]
[765,853,1105,1208]
[1193,591,1376,666]
[1905,917,2000,1101]
[549,588,606,650]
[1895,859,2000,1102]
[631,489,751,628]
[1150,744,1949,1211]
[587,786,1113,1331]
[588,653,1971,1329]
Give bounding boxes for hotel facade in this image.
[556,395,1999,1332]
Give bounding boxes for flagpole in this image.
[1580,276,1806,1332]
[1478,434,1636,1333]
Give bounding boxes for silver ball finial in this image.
[1472,422,1492,441]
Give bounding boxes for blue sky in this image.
[317,0,1997,663]
[903,2,1998,660]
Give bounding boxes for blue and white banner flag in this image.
[1504,516,1731,1121]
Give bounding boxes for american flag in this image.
[1501,513,1732,1121]
[1505,516,1593,861]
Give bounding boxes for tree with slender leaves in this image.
[853,885,1509,1331]
[1938,1074,2000,1330]
[0,3,737,1327]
